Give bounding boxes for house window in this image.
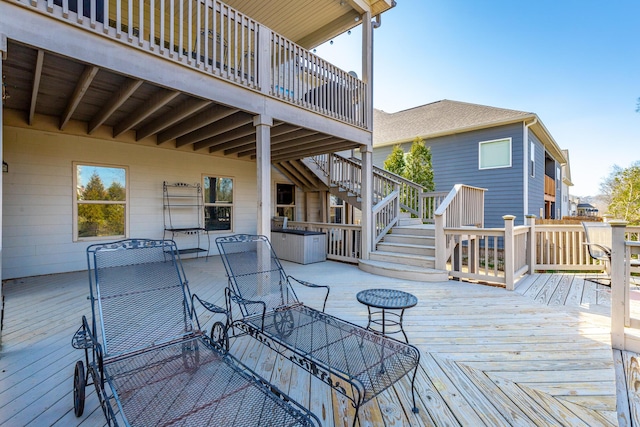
[479,138,512,170]
[73,163,127,241]
[330,195,344,224]
[530,141,535,177]
[204,176,233,231]
[276,183,295,220]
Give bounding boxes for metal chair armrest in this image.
[583,242,612,260]
[288,275,330,312]
[226,287,268,330]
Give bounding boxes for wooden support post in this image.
[254,114,272,238]
[610,220,627,350]
[503,215,516,291]
[0,34,5,342]
[360,145,372,259]
[526,215,536,274]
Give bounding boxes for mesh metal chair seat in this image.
[216,234,420,426]
[72,238,318,427]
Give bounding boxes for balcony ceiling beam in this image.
[88,78,143,134]
[276,161,316,189]
[157,104,237,145]
[28,49,44,126]
[196,124,255,151]
[113,89,180,137]
[176,112,253,148]
[210,134,256,154]
[137,98,211,141]
[286,160,325,188]
[59,64,99,130]
[222,126,313,156]
[270,139,350,162]
[238,133,332,158]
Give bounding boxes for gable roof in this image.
[562,149,573,186]
[373,100,566,163]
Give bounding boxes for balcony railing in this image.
[18,0,367,128]
[544,175,556,198]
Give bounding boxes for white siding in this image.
[3,126,258,279]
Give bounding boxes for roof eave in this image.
[374,114,537,148]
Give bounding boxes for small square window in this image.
[479,138,512,170]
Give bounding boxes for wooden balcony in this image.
[2,256,638,426]
[544,175,556,201]
[1,0,372,161]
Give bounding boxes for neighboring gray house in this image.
[372,100,567,227]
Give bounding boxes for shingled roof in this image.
[373,99,535,145]
[373,99,566,163]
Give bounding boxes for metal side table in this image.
[356,288,418,343]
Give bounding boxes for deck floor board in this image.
[2,259,639,426]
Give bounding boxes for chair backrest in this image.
[87,239,193,357]
[216,234,298,317]
[582,221,612,261]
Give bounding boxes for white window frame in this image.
[530,141,536,177]
[73,162,129,242]
[329,194,345,224]
[275,183,296,221]
[203,175,234,232]
[478,138,512,170]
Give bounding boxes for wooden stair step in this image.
[358,259,448,282]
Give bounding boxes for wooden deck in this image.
[1,258,639,426]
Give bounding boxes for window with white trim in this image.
[330,195,344,224]
[530,141,535,177]
[276,183,296,221]
[204,176,233,231]
[479,138,512,170]
[74,163,128,241]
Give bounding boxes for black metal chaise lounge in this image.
[216,234,420,426]
[71,238,319,427]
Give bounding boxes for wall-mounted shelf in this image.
[163,181,210,257]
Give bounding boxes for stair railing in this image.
[434,184,487,270]
[310,154,398,204]
[372,190,400,245]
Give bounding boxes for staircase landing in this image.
[359,219,449,282]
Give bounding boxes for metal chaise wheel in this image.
[73,360,86,417]
[274,310,295,338]
[210,321,229,352]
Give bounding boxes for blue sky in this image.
[314,0,639,198]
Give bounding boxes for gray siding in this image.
[373,123,526,228]
[528,132,545,218]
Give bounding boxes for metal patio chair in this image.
[216,234,420,426]
[71,238,319,427]
[582,221,640,286]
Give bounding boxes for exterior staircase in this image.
[359,214,449,282]
[276,155,450,282]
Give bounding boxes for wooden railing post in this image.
[610,219,627,350]
[526,215,536,274]
[257,24,271,95]
[435,213,446,270]
[503,215,515,290]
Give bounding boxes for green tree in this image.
[383,145,406,177]
[104,181,126,235]
[600,161,640,225]
[78,172,107,237]
[404,138,435,191]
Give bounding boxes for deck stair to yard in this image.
[277,155,450,282]
[360,214,449,282]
